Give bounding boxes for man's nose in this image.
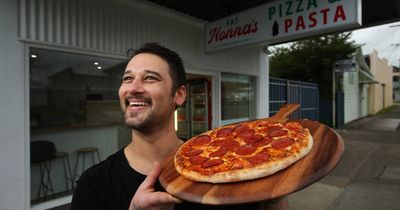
[126,78,145,93]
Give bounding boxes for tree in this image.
[269,32,358,99]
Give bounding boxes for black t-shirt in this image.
[71,149,259,210]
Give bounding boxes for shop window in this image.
[30,48,126,128]
[221,72,256,125]
[29,48,128,206]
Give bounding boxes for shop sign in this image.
[335,58,356,72]
[205,0,361,53]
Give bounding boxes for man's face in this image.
[118,53,185,132]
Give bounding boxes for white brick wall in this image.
[343,71,360,123]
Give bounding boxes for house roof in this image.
[356,49,379,84]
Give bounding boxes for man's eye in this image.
[123,76,133,81]
[145,75,158,81]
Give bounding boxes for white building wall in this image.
[343,71,360,123]
[0,0,28,209]
[18,0,261,74]
[360,84,369,117]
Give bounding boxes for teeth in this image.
[129,101,147,107]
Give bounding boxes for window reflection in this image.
[221,72,256,124]
[29,48,129,205]
[30,48,126,127]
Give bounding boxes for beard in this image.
[124,111,155,131]
[123,97,175,133]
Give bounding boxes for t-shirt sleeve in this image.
[71,171,103,210]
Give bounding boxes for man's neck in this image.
[124,123,183,175]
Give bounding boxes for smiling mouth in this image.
[125,96,152,108]
[129,101,148,107]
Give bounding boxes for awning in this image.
[359,68,379,84]
[355,48,379,84]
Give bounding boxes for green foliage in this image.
[270,32,358,99]
[376,104,400,115]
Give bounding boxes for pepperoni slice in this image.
[235,144,257,155]
[243,134,263,144]
[285,122,302,132]
[247,151,270,165]
[209,140,228,147]
[272,137,295,149]
[236,129,255,138]
[222,140,240,150]
[191,135,211,145]
[209,147,228,157]
[254,121,271,127]
[189,155,209,165]
[252,137,273,147]
[216,128,234,138]
[184,148,203,157]
[269,129,288,138]
[201,159,224,168]
[233,123,250,133]
[261,126,282,134]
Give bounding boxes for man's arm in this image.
[129,162,181,210]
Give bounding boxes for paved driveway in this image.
[289,107,400,210]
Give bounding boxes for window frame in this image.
[26,43,126,209]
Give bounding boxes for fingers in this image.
[131,191,181,210]
[141,162,182,203]
[133,161,182,210]
[148,191,182,204]
[138,162,161,191]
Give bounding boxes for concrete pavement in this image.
[288,106,400,210]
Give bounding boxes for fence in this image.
[269,77,319,120]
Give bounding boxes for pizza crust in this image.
[175,124,313,183]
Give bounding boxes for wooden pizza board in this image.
[159,105,344,205]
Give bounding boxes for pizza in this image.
[174,120,313,183]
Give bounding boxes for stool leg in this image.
[61,157,69,191]
[96,150,101,163]
[73,152,81,185]
[43,161,55,199]
[65,156,74,190]
[38,163,45,199]
[82,153,86,175]
[91,151,95,165]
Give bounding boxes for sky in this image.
[351,21,400,67]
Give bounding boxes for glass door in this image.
[176,80,210,139]
[176,102,190,139]
[190,82,208,136]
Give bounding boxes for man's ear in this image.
[174,85,187,106]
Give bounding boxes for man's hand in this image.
[129,162,181,210]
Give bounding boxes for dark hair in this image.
[130,42,186,93]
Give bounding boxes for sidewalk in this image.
[288,106,400,210]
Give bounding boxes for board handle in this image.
[267,104,300,122]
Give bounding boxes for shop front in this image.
[4,0,394,209]
[0,0,267,209]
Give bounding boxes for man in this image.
[71,43,287,210]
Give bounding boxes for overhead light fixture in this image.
[94,62,99,65]
[97,66,102,70]
[31,54,37,58]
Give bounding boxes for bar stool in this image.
[31,140,56,201]
[32,158,55,200]
[55,152,74,191]
[73,147,101,184]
